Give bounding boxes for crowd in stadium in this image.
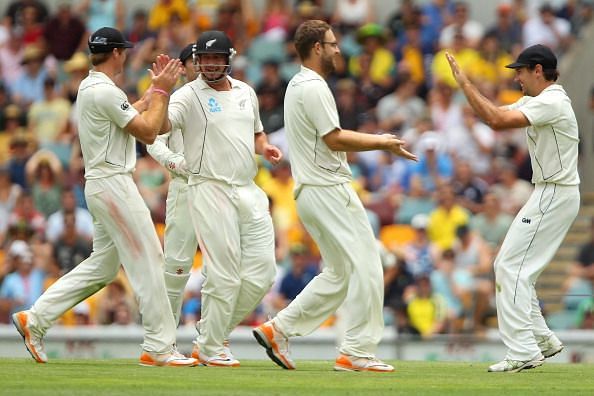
[1,0,593,338]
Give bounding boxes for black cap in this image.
[88,27,133,54]
[179,43,195,63]
[505,44,557,70]
[194,31,234,56]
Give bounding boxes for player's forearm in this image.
[139,93,169,143]
[254,132,268,155]
[459,81,504,129]
[324,129,388,152]
[146,134,176,167]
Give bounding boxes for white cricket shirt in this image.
[284,66,352,188]
[77,71,139,180]
[168,76,263,186]
[508,84,580,185]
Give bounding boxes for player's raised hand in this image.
[151,54,170,76]
[149,56,182,93]
[381,134,418,161]
[263,144,283,165]
[445,51,470,87]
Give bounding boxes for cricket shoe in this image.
[487,355,544,373]
[139,349,198,367]
[12,311,47,363]
[334,354,394,372]
[537,334,564,359]
[252,320,295,370]
[191,342,240,367]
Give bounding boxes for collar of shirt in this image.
[300,65,324,81]
[88,70,115,86]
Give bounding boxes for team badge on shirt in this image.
[239,99,247,110]
[121,101,130,111]
[208,98,222,112]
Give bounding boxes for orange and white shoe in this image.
[191,342,240,367]
[334,354,394,372]
[252,320,295,370]
[12,311,47,364]
[139,348,198,367]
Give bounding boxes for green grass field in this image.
[2,359,594,396]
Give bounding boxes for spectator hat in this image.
[88,27,133,54]
[505,44,557,70]
[8,240,33,263]
[356,23,387,44]
[64,52,89,72]
[411,214,429,230]
[20,45,44,65]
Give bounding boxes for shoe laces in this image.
[271,322,291,355]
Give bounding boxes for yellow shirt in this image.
[427,205,469,250]
[148,0,190,30]
[349,48,396,87]
[473,53,515,84]
[432,48,480,87]
[407,294,446,336]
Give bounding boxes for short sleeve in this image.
[517,91,562,127]
[99,86,138,129]
[302,81,340,137]
[168,88,189,133]
[250,87,264,133]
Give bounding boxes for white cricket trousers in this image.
[188,180,276,357]
[275,183,385,358]
[28,174,177,354]
[495,182,579,360]
[163,177,198,325]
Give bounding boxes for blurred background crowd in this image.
[1,0,594,338]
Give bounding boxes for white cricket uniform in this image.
[168,76,276,357]
[274,66,385,358]
[147,129,198,325]
[495,84,580,360]
[27,70,177,354]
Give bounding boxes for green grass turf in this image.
[1,359,593,396]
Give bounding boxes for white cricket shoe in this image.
[139,348,198,367]
[537,334,564,359]
[191,342,240,367]
[252,320,295,370]
[334,354,394,372]
[487,355,544,373]
[12,311,47,363]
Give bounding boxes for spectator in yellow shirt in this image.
[427,184,470,250]
[349,23,396,89]
[148,0,191,31]
[432,31,479,88]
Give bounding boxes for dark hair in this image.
[293,19,331,61]
[527,64,559,82]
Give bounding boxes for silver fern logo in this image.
[205,39,216,49]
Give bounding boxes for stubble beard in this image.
[321,55,336,77]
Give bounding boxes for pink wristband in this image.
[152,88,169,97]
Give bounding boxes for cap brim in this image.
[505,61,529,69]
[123,41,133,49]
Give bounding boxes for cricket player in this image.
[446,44,579,372]
[252,20,417,372]
[147,43,198,327]
[12,27,197,367]
[162,30,283,367]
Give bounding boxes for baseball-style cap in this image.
[88,27,133,54]
[505,44,557,70]
[179,43,195,63]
